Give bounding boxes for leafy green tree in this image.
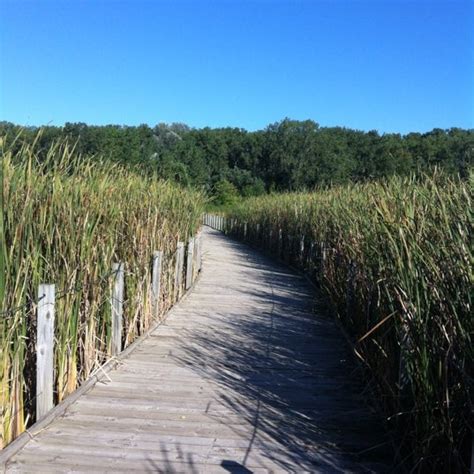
[212,179,239,206]
[2,120,472,196]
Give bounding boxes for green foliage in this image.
[225,172,472,472]
[212,179,239,206]
[0,135,205,447]
[1,120,472,199]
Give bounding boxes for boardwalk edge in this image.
[0,261,204,472]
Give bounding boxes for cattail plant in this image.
[0,134,205,447]
[226,172,473,473]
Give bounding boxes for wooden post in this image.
[37,284,55,420]
[321,243,327,277]
[278,228,283,257]
[196,233,202,272]
[111,262,124,356]
[300,235,305,266]
[151,251,163,316]
[186,237,195,290]
[309,241,315,274]
[174,242,185,300]
[286,234,293,263]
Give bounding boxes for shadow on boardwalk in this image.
[169,231,394,472]
[3,228,394,473]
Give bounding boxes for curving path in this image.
[3,227,392,473]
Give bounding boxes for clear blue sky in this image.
[1,0,473,133]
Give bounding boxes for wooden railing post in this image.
[186,237,195,290]
[286,234,293,263]
[37,283,55,420]
[151,251,163,316]
[111,262,124,356]
[196,233,202,272]
[321,243,327,277]
[309,241,316,274]
[278,228,283,257]
[175,242,185,301]
[300,235,305,266]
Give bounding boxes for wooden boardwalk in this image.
[3,228,391,473]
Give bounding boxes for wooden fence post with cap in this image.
[278,228,283,258]
[151,251,163,317]
[299,235,304,265]
[36,284,55,420]
[174,242,185,301]
[186,237,195,290]
[196,233,202,272]
[111,262,124,356]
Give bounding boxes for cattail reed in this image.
[226,172,472,472]
[0,135,205,447]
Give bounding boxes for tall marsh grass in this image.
[0,134,205,447]
[225,173,472,472]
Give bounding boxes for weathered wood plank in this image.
[151,250,163,316]
[174,241,185,301]
[185,236,194,289]
[111,262,124,356]
[36,284,55,419]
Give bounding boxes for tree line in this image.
[1,119,472,203]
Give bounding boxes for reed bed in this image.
[225,173,472,472]
[0,135,205,447]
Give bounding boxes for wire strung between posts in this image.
[0,294,46,320]
[0,268,120,319]
[55,268,120,301]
